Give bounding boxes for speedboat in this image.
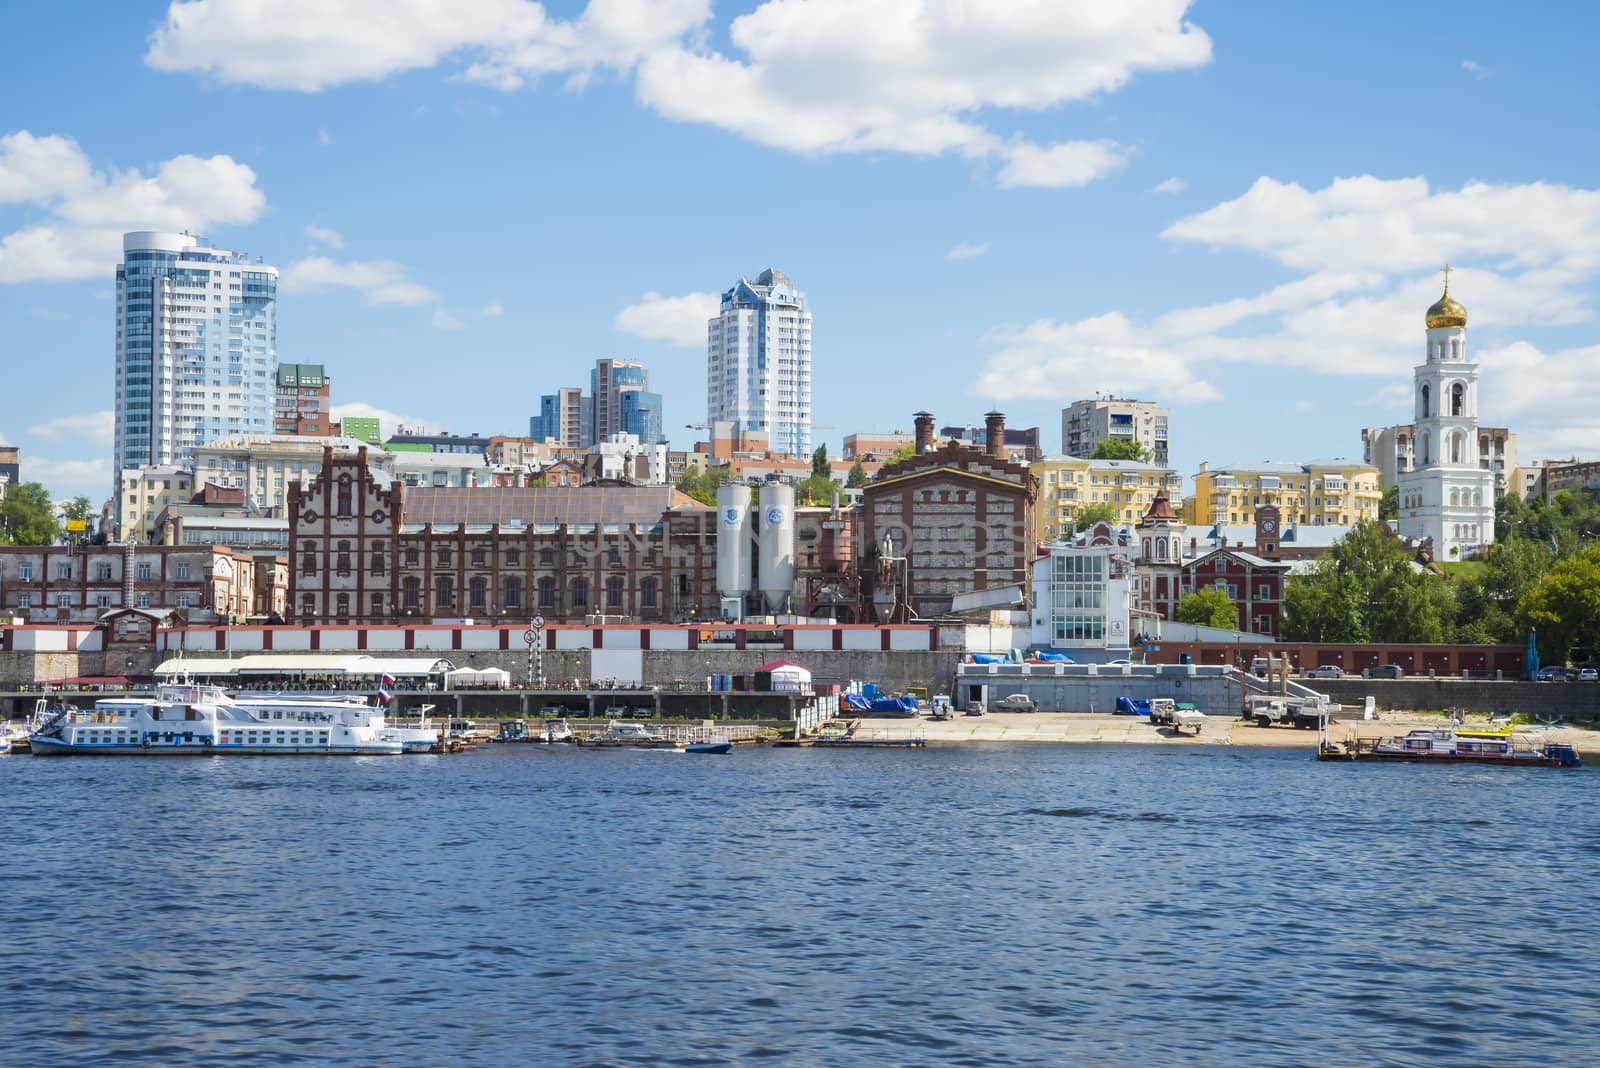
[494,720,530,743]
[30,684,404,756]
[541,718,574,743]
[685,735,732,754]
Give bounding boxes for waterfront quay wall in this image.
[957,665,1249,715]
[1317,678,1600,721]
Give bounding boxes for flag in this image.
[379,673,396,703]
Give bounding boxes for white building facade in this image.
[1396,276,1496,560]
[707,268,812,458]
[114,232,278,491]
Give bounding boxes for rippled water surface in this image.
[3,744,1597,1067]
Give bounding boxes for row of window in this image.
[15,562,167,581]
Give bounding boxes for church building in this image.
[1396,269,1496,560]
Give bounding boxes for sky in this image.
[4,1,1600,504]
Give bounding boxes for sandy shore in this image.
[912,711,1600,754]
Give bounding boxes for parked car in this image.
[1538,666,1575,682]
[1303,665,1345,679]
[1365,664,1405,679]
[991,693,1038,713]
[963,701,986,716]
[1578,668,1598,683]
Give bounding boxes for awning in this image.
[153,655,455,678]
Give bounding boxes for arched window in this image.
[436,576,454,609]
[1451,337,1462,359]
[1450,489,1459,507]
[1156,539,1167,561]
[641,577,657,608]
[1142,538,1152,558]
[1419,384,1430,418]
[539,577,556,607]
[370,549,386,575]
[469,576,487,609]
[572,578,588,607]
[607,576,624,608]
[1419,431,1431,466]
[403,577,420,608]
[1450,432,1464,465]
[504,577,522,610]
[1451,382,1465,417]
[1473,490,1482,506]
[336,479,353,517]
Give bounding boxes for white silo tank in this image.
[716,483,752,615]
[758,482,796,614]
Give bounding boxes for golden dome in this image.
[1426,265,1466,329]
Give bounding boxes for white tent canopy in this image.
[443,666,511,689]
[755,659,812,693]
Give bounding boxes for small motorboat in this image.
[685,735,732,755]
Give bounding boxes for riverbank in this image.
[914,711,1600,753]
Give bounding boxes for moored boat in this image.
[541,717,574,743]
[30,684,404,756]
[685,735,732,754]
[1319,725,1580,768]
[812,718,926,748]
[578,720,686,749]
[233,693,440,753]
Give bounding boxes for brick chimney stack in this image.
[985,411,1005,459]
[914,411,935,453]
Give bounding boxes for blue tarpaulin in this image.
[1115,696,1152,716]
[968,653,1007,664]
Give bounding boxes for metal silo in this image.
[758,482,796,614]
[716,483,752,618]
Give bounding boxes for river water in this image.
[1,744,1595,1067]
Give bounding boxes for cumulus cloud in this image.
[614,290,719,347]
[26,457,113,500]
[330,402,439,437]
[946,241,989,261]
[26,410,115,447]
[304,223,345,249]
[1462,59,1490,80]
[430,307,463,330]
[0,130,266,283]
[1154,176,1186,194]
[479,301,504,316]
[975,172,1600,453]
[280,255,438,305]
[145,0,1211,189]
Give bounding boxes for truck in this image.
[1147,698,1206,734]
[1243,694,1329,729]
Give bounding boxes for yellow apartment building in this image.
[1031,457,1184,543]
[1192,460,1381,527]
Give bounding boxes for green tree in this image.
[885,443,917,465]
[810,444,828,479]
[795,473,838,506]
[1072,501,1121,529]
[1517,546,1600,663]
[1282,565,1366,642]
[1089,439,1148,462]
[1281,519,1448,642]
[1176,587,1239,630]
[674,466,730,506]
[0,482,60,545]
[1379,484,1398,521]
[1453,537,1552,643]
[845,460,868,488]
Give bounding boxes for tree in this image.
[1282,565,1366,642]
[795,473,838,506]
[810,444,828,479]
[1089,439,1148,462]
[1517,546,1600,664]
[0,482,60,545]
[1379,484,1398,521]
[1280,519,1448,643]
[845,460,868,488]
[674,466,730,506]
[886,444,916,464]
[1176,587,1239,630]
[1072,501,1121,529]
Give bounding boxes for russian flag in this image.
[379,673,396,703]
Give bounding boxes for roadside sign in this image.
[66,519,87,533]
[523,629,537,645]
[532,614,545,629]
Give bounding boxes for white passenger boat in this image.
[232,693,440,754]
[29,684,404,756]
[578,721,686,749]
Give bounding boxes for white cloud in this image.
[26,457,113,500]
[146,0,1210,190]
[280,256,438,305]
[1154,176,1186,194]
[479,301,504,316]
[0,130,266,283]
[317,127,333,145]
[1462,59,1490,80]
[975,172,1600,454]
[26,410,115,447]
[614,290,718,347]
[946,241,989,261]
[304,223,345,249]
[330,402,439,437]
[431,307,463,330]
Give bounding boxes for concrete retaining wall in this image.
[1318,678,1600,721]
[956,672,1247,715]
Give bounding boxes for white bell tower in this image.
[1396,266,1496,560]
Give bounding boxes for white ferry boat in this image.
[29,684,404,756]
[232,693,439,754]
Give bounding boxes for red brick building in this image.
[274,363,333,436]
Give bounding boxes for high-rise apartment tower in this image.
[707,268,812,457]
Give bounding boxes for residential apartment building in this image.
[189,435,381,515]
[385,432,489,455]
[1030,456,1183,543]
[1192,460,1381,527]
[0,543,285,624]
[843,431,914,462]
[274,363,332,435]
[708,268,812,457]
[113,231,277,497]
[341,416,382,445]
[530,386,591,447]
[1362,423,1516,499]
[117,465,196,543]
[1061,398,1170,465]
[0,445,18,501]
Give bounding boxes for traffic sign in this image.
[522,629,537,645]
[532,615,545,629]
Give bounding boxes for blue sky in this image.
[4,1,1600,502]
